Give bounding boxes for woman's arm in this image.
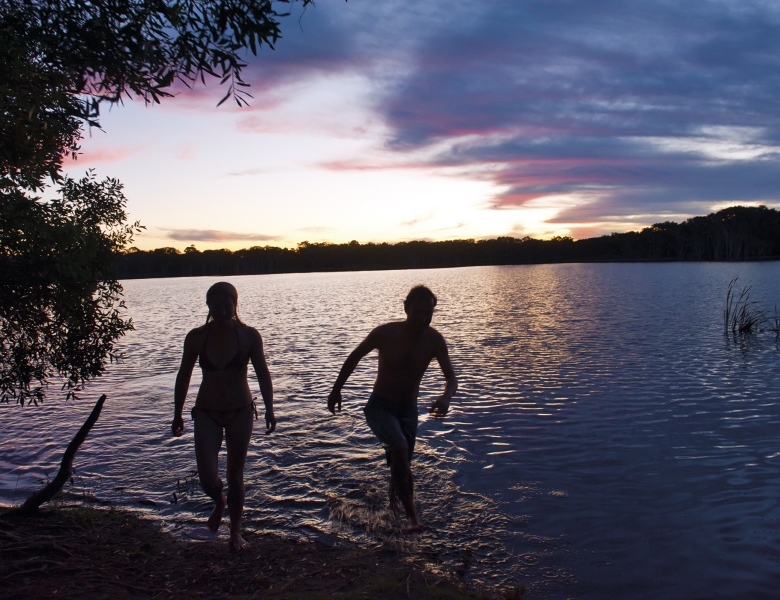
[172,330,199,436]
[249,329,275,433]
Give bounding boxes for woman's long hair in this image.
[205,282,244,325]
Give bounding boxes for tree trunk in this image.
[18,394,107,514]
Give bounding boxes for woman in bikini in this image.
[171,281,275,552]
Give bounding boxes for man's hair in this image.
[404,285,437,308]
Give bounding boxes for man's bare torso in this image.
[371,322,443,406]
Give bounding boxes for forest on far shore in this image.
[115,205,780,280]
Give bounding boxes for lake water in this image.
[2,263,780,599]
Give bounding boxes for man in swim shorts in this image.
[328,285,457,531]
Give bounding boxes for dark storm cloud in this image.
[256,0,780,227]
[382,1,780,140]
[241,0,409,89]
[376,0,780,220]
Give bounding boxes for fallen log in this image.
[18,394,107,514]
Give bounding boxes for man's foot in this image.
[207,494,226,533]
[404,519,425,534]
[388,480,401,514]
[230,531,250,552]
[404,508,424,533]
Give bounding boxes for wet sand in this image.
[0,507,524,599]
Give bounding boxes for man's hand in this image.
[171,414,184,437]
[265,409,277,434]
[328,389,342,414]
[429,395,451,417]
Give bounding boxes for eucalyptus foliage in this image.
[0,0,313,191]
[0,8,85,191]
[2,0,310,106]
[0,172,142,404]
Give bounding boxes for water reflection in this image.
[2,263,780,599]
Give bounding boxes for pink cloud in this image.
[163,228,281,242]
[569,225,615,239]
[491,192,554,207]
[235,114,290,134]
[63,145,142,166]
[177,145,196,160]
[318,159,408,172]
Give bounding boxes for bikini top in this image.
[199,322,250,372]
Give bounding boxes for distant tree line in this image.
[115,205,780,279]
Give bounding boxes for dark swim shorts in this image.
[363,393,419,465]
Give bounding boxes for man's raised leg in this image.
[388,441,422,531]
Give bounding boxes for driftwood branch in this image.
[18,394,107,514]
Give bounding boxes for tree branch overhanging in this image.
[18,394,107,514]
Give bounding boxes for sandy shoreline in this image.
[0,507,525,599]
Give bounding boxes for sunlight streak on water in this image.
[3,263,780,598]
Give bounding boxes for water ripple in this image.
[3,263,780,598]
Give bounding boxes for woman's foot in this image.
[230,530,250,552]
[207,494,227,533]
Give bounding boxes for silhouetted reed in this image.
[724,278,768,334]
[768,304,780,335]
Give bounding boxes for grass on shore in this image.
[0,507,525,600]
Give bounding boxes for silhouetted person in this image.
[172,282,275,551]
[328,285,457,531]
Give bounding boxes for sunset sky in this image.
[62,0,780,251]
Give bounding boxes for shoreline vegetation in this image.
[117,206,780,280]
[0,506,522,599]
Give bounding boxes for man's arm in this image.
[328,329,381,414]
[172,331,199,436]
[429,332,458,416]
[249,329,275,433]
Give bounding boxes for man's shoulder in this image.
[424,326,446,342]
[367,321,405,345]
[374,321,404,334]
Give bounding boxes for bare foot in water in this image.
[230,531,250,552]
[405,519,425,534]
[207,494,226,533]
[388,479,401,514]
[404,508,424,533]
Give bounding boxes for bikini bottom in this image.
[191,403,254,428]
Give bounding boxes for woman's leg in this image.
[193,410,226,532]
[224,405,254,550]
